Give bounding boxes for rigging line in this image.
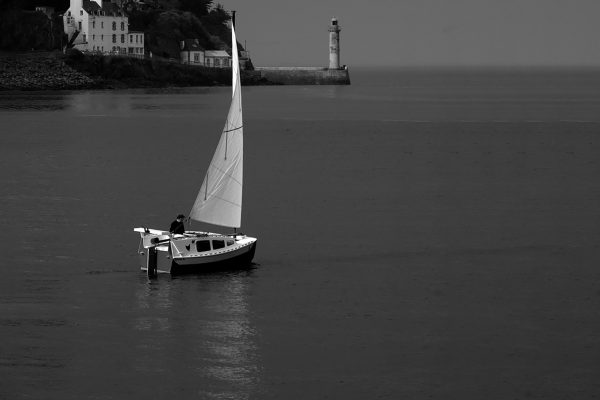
[206,162,243,186]
[204,171,208,200]
[223,125,243,133]
[206,193,242,208]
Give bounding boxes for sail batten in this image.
[189,24,243,228]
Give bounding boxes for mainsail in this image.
[189,25,243,228]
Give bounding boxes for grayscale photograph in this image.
[1,0,598,399]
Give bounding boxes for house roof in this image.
[205,50,230,58]
[83,0,124,16]
[181,39,204,52]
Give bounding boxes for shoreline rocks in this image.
[0,52,96,90]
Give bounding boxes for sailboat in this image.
[134,24,257,275]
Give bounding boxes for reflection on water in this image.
[0,93,69,111]
[0,87,226,115]
[133,272,259,398]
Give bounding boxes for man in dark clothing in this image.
[169,214,185,234]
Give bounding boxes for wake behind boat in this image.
[134,24,257,276]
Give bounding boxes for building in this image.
[180,39,204,65]
[328,17,341,69]
[204,50,231,68]
[63,0,144,57]
[180,40,231,68]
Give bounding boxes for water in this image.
[1,68,599,399]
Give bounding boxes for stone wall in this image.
[254,67,350,85]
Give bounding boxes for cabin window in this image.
[196,240,211,252]
[226,240,234,246]
[212,240,225,250]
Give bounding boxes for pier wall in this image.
[254,66,350,85]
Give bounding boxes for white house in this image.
[63,0,144,57]
[180,39,204,65]
[204,50,230,68]
[180,39,231,68]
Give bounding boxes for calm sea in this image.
[1,67,599,399]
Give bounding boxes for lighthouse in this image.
[328,17,341,69]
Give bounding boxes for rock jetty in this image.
[0,52,95,90]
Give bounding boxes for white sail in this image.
[189,25,243,228]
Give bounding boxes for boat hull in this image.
[137,235,257,274]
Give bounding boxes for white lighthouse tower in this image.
[328,17,341,69]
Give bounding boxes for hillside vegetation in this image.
[0,0,239,58]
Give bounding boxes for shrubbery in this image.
[0,9,65,51]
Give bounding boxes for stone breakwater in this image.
[254,66,351,85]
[0,53,95,90]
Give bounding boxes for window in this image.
[226,240,234,246]
[215,58,221,67]
[80,10,83,15]
[194,53,199,62]
[212,240,225,250]
[92,21,95,29]
[121,22,125,31]
[196,241,211,252]
[101,34,104,40]
[112,34,116,43]
[112,21,116,31]
[135,35,138,43]
[78,21,81,30]
[82,34,86,42]
[130,35,133,42]
[92,34,95,41]
[128,47,133,54]
[101,21,104,28]
[121,34,125,43]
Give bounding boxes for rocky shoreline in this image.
[0,51,271,91]
[0,52,96,91]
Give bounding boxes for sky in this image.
[223,0,600,67]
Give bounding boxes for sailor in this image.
[169,214,186,235]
